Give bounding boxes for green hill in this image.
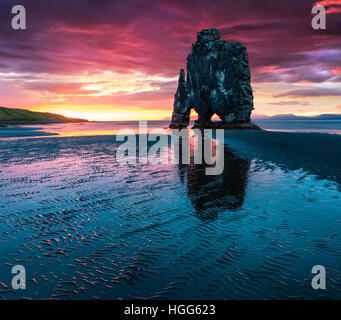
[0,107,88,123]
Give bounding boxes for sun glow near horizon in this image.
[5,72,339,121]
[30,106,173,121]
[26,104,341,122]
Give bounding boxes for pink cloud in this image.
[0,0,340,117]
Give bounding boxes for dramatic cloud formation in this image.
[0,0,340,119]
[275,87,341,98]
[315,0,341,13]
[269,101,311,106]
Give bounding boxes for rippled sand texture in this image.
[0,134,341,299]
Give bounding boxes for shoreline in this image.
[0,120,88,126]
[1,123,341,139]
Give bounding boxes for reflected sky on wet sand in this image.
[0,128,340,299]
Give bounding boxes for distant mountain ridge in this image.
[253,114,341,120]
[0,107,88,123]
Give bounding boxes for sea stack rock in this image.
[170,29,259,129]
[170,69,191,128]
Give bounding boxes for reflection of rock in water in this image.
[178,139,250,220]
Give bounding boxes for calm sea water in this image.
[0,121,340,299]
[1,119,341,139]
[254,119,341,135]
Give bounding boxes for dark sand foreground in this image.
[0,129,341,299]
[219,130,341,187]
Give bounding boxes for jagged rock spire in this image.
[170,28,255,129]
[169,69,190,129]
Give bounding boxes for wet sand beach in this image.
[0,123,340,299]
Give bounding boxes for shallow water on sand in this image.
[254,119,341,135]
[1,119,341,140]
[0,134,341,300]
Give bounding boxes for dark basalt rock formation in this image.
[171,69,191,129]
[170,29,259,130]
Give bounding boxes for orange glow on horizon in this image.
[26,105,340,122]
[8,75,340,121]
[29,106,173,121]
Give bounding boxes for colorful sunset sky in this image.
[0,0,340,120]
